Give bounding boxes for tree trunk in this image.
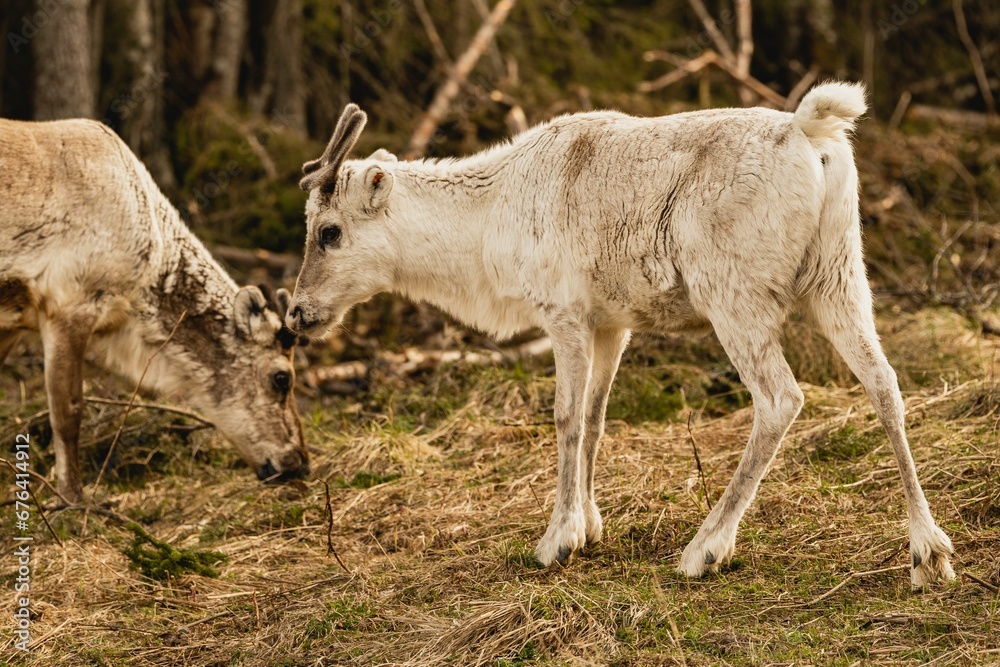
[33,0,96,119]
[90,0,106,105]
[203,0,247,102]
[118,0,175,190]
[263,0,306,133]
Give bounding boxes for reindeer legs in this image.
[535,310,594,567]
[39,313,94,503]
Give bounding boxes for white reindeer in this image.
[286,83,954,587]
[0,118,309,502]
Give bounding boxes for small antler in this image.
[300,104,368,191]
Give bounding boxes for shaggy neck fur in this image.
[93,184,241,404]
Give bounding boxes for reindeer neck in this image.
[386,157,535,339]
[149,195,238,333]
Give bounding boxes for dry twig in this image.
[965,572,999,595]
[687,412,712,512]
[323,479,352,575]
[0,458,63,547]
[84,397,213,428]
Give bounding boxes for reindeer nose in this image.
[257,450,309,483]
[280,449,310,478]
[288,305,319,332]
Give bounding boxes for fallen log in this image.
[906,104,1000,131]
[302,337,553,394]
[211,245,300,273]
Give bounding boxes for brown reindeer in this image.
[1,118,308,501]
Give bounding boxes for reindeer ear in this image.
[300,164,329,191]
[302,158,323,176]
[234,286,268,339]
[363,165,394,211]
[274,288,292,320]
[368,148,398,163]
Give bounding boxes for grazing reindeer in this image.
[0,118,308,502]
[287,83,954,586]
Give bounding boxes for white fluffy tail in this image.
[793,81,867,141]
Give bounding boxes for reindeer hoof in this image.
[535,511,587,567]
[555,546,574,566]
[910,524,955,589]
[678,528,737,578]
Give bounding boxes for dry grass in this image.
[1,308,999,666]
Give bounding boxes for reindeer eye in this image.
[319,225,342,250]
[272,370,292,395]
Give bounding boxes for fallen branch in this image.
[965,572,1000,595]
[640,50,719,93]
[640,49,785,108]
[469,0,508,77]
[906,104,1000,131]
[686,0,735,63]
[413,0,452,68]
[303,337,553,393]
[406,0,518,158]
[801,565,909,606]
[211,245,299,273]
[711,53,784,107]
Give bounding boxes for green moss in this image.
[173,104,314,253]
[122,522,227,580]
[323,597,379,632]
[339,470,401,489]
[807,425,882,463]
[608,362,748,424]
[494,641,539,666]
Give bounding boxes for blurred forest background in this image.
[1,5,999,662]
[0,0,997,346]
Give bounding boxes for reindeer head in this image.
[286,105,399,337]
[185,284,309,482]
